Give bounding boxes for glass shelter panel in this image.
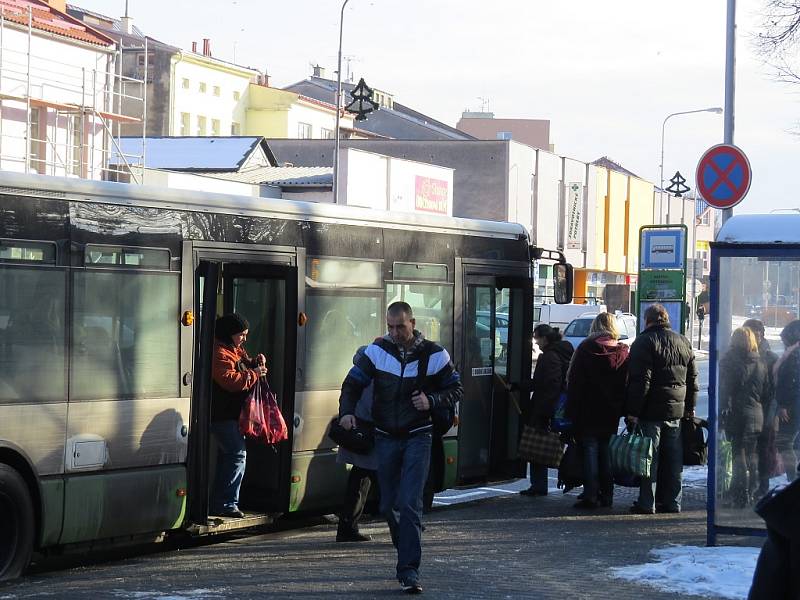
[713,256,800,532]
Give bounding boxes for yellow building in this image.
[575,158,656,302]
[244,85,355,140]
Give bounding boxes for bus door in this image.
[189,254,297,521]
[458,272,531,482]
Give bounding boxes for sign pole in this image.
[722,0,736,225]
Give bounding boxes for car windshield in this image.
[564,318,592,337]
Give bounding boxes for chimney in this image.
[202,38,211,57]
[120,15,134,34]
[44,0,67,13]
[312,64,325,78]
[192,41,197,53]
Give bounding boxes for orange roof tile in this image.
[0,0,113,47]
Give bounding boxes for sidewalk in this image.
[5,478,761,599]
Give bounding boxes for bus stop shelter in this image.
[708,213,800,544]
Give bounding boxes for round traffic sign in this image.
[695,144,751,209]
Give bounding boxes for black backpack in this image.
[416,342,456,437]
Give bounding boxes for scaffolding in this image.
[0,6,146,183]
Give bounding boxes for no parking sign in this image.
[695,144,752,209]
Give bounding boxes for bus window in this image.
[304,293,382,389]
[70,271,179,400]
[0,266,66,402]
[386,283,454,355]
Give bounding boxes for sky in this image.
[76,0,800,215]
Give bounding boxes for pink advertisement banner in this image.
[414,175,449,214]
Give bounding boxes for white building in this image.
[0,0,137,179]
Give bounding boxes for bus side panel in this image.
[59,465,186,544]
[289,450,348,513]
[39,478,64,547]
[0,404,67,476]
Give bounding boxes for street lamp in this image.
[659,107,723,224]
[332,0,351,206]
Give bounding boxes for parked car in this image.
[562,312,638,350]
[536,302,605,331]
[477,311,509,359]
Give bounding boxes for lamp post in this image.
[659,107,723,224]
[332,0,351,206]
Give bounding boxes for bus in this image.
[0,172,572,579]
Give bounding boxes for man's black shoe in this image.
[656,506,681,514]
[573,499,599,509]
[400,579,423,594]
[629,503,655,515]
[520,487,547,497]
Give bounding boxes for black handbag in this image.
[328,417,375,454]
[557,437,583,492]
[681,417,709,466]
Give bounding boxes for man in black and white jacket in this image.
[339,301,462,594]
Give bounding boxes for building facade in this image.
[0,0,132,179]
[456,111,551,151]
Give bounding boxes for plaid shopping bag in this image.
[608,426,653,478]
[518,425,565,468]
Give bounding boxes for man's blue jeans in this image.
[210,420,247,513]
[638,419,682,512]
[375,431,432,582]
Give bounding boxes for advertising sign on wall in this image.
[414,176,449,215]
[566,182,583,249]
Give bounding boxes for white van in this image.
[536,303,606,331]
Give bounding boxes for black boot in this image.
[336,518,371,542]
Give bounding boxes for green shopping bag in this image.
[717,437,733,493]
[608,426,654,479]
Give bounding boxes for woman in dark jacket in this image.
[774,319,800,482]
[719,327,769,507]
[566,313,629,509]
[521,324,574,496]
[743,319,779,498]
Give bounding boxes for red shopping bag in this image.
[239,378,288,445]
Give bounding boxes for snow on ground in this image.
[610,546,760,600]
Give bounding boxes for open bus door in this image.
[188,253,297,531]
[457,269,532,484]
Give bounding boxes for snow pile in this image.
[610,545,760,599]
[683,465,708,488]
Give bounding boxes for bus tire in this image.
[0,464,35,581]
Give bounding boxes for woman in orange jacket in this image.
[210,313,267,518]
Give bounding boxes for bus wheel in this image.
[0,464,34,581]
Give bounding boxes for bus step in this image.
[186,513,273,536]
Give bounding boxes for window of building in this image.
[211,119,220,136]
[197,115,207,136]
[137,53,154,67]
[180,112,190,135]
[181,78,190,89]
[320,127,334,140]
[29,107,44,174]
[71,115,82,176]
[496,131,513,140]
[213,86,221,97]
[70,270,179,400]
[231,122,241,135]
[199,82,207,93]
[297,122,312,139]
[0,266,67,403]
[233,90,241,101]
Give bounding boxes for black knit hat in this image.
[215,313,250,344]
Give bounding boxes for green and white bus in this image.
[0,171,571,579]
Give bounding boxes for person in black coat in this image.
[748,478,800,600]
[566,313,630,509]
[719,327,770,507]
[626,304,698,514]
[774,319,800,482]
[520,324,574,496]
[743,319,779,498]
